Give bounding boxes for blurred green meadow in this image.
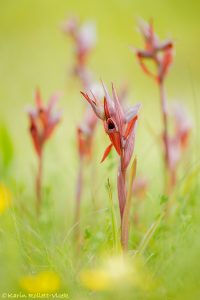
[0,0,200,299]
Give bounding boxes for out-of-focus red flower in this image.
[28,89,61,157]
[81,82,140,169]
[132,176,149,199]
[135,19,174,83]
[167,103,192,175]
[77,108,96,160]
[62,17,96,88]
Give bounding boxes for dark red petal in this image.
[30,121,41,157]
[158,49,173,81]
[104,97,110,119]
[100,143,113,163]
[124,116,138,139]
[137,55,157,80]
[108,132,121,155]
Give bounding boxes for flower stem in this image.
[159,81,170,193]
[36,153,43,215]
[117,155,128,250]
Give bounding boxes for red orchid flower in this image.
[81,83,140,168]
[81,82,140,218]
[135,19,174,83]
[28,89,61,157]
[134,19,175,197]
[27,88,61,214]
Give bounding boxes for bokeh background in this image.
[1,0,199,195]
[0,0,200,297]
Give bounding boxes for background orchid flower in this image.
[134,19,174,195]
[167,103,192,189]
[27,89,61,214]
[62,16,96,88]
[81,82,140,250]
[135,19,174,83]
[132,176,149,225]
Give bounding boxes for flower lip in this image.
[106,118,118,133]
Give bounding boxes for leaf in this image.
[106,179,121,253]
[160,194,169,205]
[101,144,113,163]
[137,213,164,255]
[0,124,14,171]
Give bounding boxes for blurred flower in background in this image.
[80,255,154,292]
[0,183,12,214]
[62,16,96,88]
[20,271,61,293]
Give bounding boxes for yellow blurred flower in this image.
[0,183,12,214]
[80,270,111,291]
[20,271,61,293]
[80,255,154,292]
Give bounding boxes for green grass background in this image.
[0,0,200,299]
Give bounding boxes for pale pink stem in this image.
[117,155,129,250]
[117,158,127,220]
[36,152,43,215]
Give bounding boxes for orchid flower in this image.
[62,16,96,88]
[27,89,61,214]
[167,103,192,189]
[81,82,140,249]
[134,19,174,194]
[135,19,174,83]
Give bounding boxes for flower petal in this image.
[124,116,138,139]
[125,104,141,123]
[100,144,113,163]
[81,91,105,120]
[111,83,125,134]
[123,119,138,169]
